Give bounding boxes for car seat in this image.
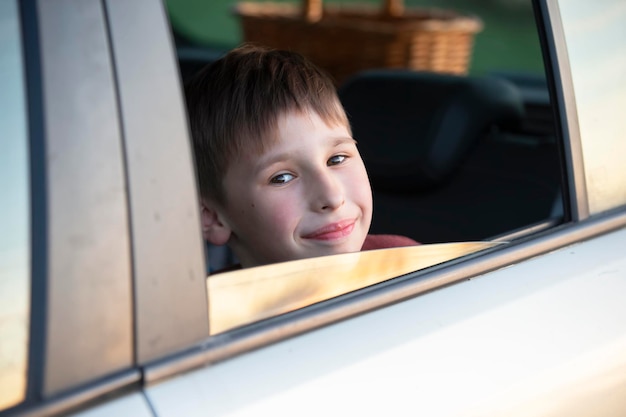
[338,70,546,243]
[338,70,525,192]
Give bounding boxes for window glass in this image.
[559,0,626,214]
[208,242,499,334]
[170,0,563,333]
[0,0,30,410]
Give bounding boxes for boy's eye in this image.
[269,173,295,185]
[327,155,347,166]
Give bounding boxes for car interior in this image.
[337,68,562,243]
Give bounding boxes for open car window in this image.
[167,0,563,334]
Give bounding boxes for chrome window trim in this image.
[103,0,209,364]
[36,0,134,397]
[143,208,626,384]
[539,0,589,220]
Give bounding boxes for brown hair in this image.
[185,44,349,203]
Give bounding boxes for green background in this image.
[166,0,544,76]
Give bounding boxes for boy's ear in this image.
[200,200,231,246]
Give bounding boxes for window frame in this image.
[5,0,209,414]
[5,0,140,414]
[540,0,589,221]
[103,0,209,364]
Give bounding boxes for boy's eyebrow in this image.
[254,136,356,172]
[332,136,357,146]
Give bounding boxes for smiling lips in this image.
[302,219,356,241]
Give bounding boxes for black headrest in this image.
[339,70,524,192]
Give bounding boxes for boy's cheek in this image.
[269,200,299,231]
[347,167,373,209]
[251,194,300,233]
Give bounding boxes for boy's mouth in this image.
[302,219,356,241]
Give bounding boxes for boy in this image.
[185,45,416,270]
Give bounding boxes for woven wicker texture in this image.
[235,0,483,84]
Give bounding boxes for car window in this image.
[168,0,564,334]
[558,0,626,214]
[0,0,30,410]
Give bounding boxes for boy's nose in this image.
[311,170,345,212]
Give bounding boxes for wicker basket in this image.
[234,0,483,84]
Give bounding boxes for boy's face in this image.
[216,110,373,268]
